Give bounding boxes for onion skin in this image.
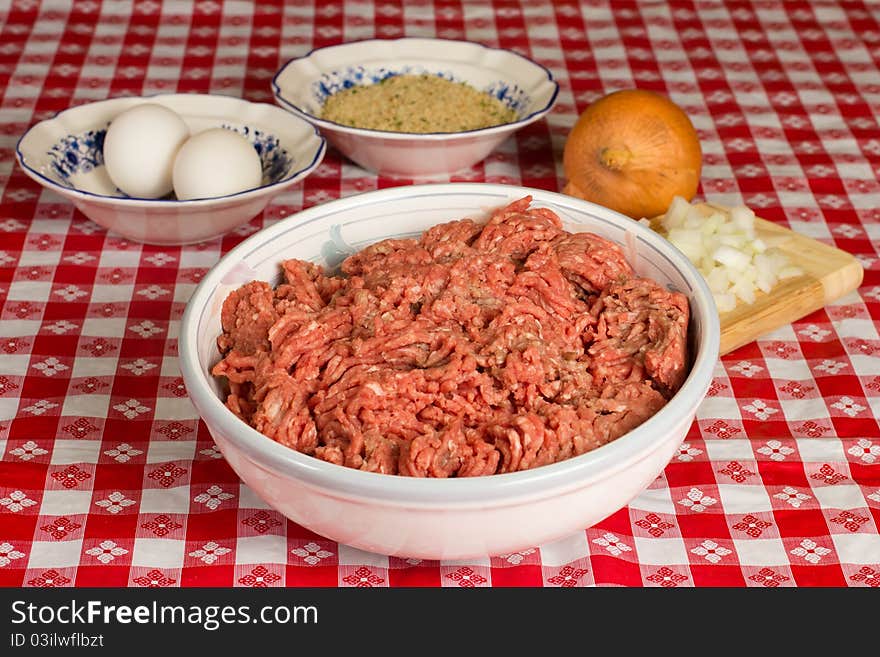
[563,89,702,219]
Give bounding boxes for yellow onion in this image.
[563,89,702,219]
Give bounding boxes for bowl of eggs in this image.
[16,93,326,245]
[272,38,559,178]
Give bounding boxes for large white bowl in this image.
[179,183,720,560]
[16,93,326,245]
[272,38,559,177]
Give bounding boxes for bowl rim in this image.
[179,183,720,505]
[15,92,327,207]
[271,37,560,141]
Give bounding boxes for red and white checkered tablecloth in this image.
[1,0,878,589]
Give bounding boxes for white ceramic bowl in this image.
[16,93,326,245]
[271,38,559,177]
[179,183,720,560]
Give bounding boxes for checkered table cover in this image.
[1,0,878,588]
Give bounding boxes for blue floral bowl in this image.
[272,38,558,177]
[16,94,326,245]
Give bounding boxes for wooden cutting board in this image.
[654,203,864,356]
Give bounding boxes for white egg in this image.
[172,128,263,201]
[103,103,190,199]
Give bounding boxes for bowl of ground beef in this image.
[271,38,559,177]
[179,183,720,560]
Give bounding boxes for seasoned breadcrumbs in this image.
[320,74,518,133]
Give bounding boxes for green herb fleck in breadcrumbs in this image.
[320,74,518,133]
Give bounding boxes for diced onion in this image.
[713,244,751,271]
[656,197,803,314]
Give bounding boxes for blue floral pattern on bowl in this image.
[47,124,294,197]
[310,66,531,116]
[49,128,108,185]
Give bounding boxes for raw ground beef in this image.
[212,197,690,477]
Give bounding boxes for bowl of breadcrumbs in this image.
[272,38,559,177]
